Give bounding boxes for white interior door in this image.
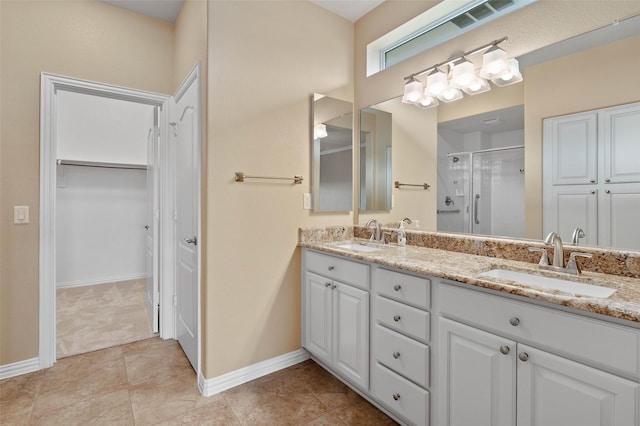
[174,69,200,370]
[145,110,160,333]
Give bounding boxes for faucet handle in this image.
[528,247,549,266]
[566,252,592,275]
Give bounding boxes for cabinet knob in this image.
[328,266,335,271]
[393,315,401,322]
[605,178,611,183]
[590,179,596,183]
[499,345,510,355]
[330,283,337,290]
[591,190,596,194]
[392,393,401,401]
[325,282,331,288]
[518,352,529,362]
[393,351,401,359]
[605,190,611,194]
[393,284,402,291]
[509,317,520,327]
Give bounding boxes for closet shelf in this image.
[57,159,147,170]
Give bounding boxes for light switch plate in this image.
[14,206,29,224]
[303,193,312,210]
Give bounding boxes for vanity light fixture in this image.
[402,36,520,108]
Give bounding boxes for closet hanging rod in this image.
[446,145,524,157]
[57,159,147,170]
[437,209,461,214]
[395,181,430,190]
[235,172,303,184]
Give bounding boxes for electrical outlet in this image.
[303,193,312,210]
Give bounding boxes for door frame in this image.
[39,73,175,368]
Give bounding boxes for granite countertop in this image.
[300,237,640,325]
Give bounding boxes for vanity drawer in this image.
[373,362,429,426]
[439,282,640,378]
[375,268,430,310]
[374,324,429,388]
[305,250,369,289]
[375,296,430,343]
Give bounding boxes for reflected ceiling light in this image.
[401,36,520,109]
[491,58,523,86]
[437,87,463,103]
[314,123,328,139]
[402,76,424,104]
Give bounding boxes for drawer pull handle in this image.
[328,266,335,271]
[509,317,520,327]
[325,282,331,287]
[393,315,401,322]
[393,351,401,359]
[499,345,510,355]
[393,284,402,291]
[518,352,529,362]
[392,393,401,401]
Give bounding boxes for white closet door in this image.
[544,186,598,245]
[602,103,640,184]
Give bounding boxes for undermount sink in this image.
[335,242,386,253]
[480,269,616,298]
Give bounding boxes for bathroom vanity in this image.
[300,227,640,426]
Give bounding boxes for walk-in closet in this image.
[55,89,157,357]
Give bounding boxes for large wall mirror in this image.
[365,14,640,251]
[311,94,353,212]
[360,107,392,211]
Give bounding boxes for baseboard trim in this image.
[56,273,147,289]
[198,348,309,397]
[0,357,41,380]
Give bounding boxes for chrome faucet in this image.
[365,219,383,242]
[529,231,592,275]
[544,232,565,268]
[571,227,585,245]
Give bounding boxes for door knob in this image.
[185,237,197,245]
[144,225,150,230]
[393,315,401,322]
[392,393,400,401]
[499,345,510,355]
[509,317,520,326]
[518,352,529,362]
[393,284,402,291]
[393,351,401,359]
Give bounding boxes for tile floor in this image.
[57,280,155,358]
[1,337,397,425]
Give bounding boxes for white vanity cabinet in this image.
[302,250,370,390]
[371,267,431,426]
[543,102,640,250]
[438,282,640,426]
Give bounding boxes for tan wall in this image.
[524,35,640,239]
[205,1,354,378]
[0,0,174,365]
[354,0,640,230]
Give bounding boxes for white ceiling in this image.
[99,0,383,24]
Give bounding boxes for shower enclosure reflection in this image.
[437,105,525,238]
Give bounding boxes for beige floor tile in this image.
[333,397,397,425]
[129,369,222,426]
[123,338,193,386]
[302,410,347,426]
[153,399,241,425]
[0,370,44,424]
[29,389,134,426]
[33,347,128,414]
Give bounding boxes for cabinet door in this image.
[543,186,598,245]
[333,281,369,390]
[517,344,639,426]
[438,318,516,426]
[602,102,640,184]
[304,271,332,365]
[544,111,598,186]
[598,183,640,251]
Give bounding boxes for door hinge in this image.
[173,295,177,307]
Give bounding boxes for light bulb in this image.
[481,46,508,78]
[426,69,448,96]
[402,78,424,104]
[451,60,476,89]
